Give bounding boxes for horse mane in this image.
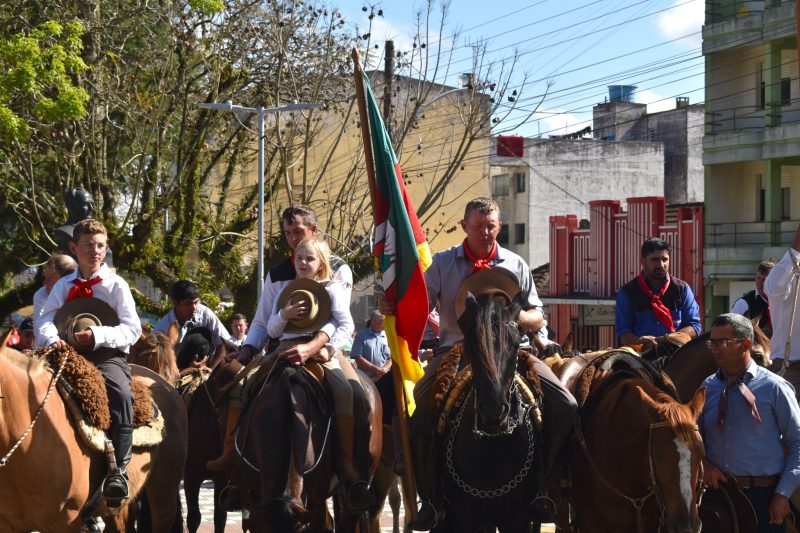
[633,378,704,453]
[128,331,179,385]
[0,344,48,377]
[752,321,771,354]
[465,297,517,385]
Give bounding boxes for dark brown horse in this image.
[236,359,382,532]
[571,369,706,533]
[0,338,187,532]
[435,294,541,532]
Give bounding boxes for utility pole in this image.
[384,40,394,138]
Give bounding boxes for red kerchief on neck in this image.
[463,239,498,274]
[636,272,675,332]
[67,276,102,302]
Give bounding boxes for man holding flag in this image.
[378,197,578,529]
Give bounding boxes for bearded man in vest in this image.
[616,237,702,348]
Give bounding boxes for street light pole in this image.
[197,100,323,298]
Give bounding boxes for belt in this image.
[734,474,780,490]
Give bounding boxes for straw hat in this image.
[276,279,332,334]
[54,298,120,356]
[455,268,521,322]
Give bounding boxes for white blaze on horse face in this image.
[674,437,693,513]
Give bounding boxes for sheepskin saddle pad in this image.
[43,346,165,452]
[176,366,212,410]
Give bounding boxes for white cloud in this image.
[531,109,588,137]
[637,89,677,114]
[656,0,704,49]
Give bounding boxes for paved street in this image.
[184,481,556,532]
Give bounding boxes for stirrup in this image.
[101,471,129,507]
[408,500,445,530]
[346,479,376,512]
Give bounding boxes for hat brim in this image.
[455,268,521,322]
[54,298,120,355]
[276,278,332,334]
[699,477,758,531]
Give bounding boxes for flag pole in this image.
[352,47,419,524]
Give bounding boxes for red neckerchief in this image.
[67,276,102,301]
[463,239,497,274]
[636,272,675,332]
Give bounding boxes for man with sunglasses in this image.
[699,313,800,532]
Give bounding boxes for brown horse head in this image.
[461,292,521,436]
[751,318,771,367]
[636,382,706,533]
[128,331,179,385]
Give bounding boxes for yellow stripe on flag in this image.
[384,315,424,416]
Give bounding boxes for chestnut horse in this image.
[435,294,542,532]
[236,359,382,532]
[0,338,187,532]
[572,371,706,533]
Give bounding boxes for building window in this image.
[492,174,509,196]
[514,223,525,244]
[648,127,656,142]
[514,173,526,193]
[781,78,791,106]
[497,225,509,245]
[757,65,765,109]
[783,186,790,219]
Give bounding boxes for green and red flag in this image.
[363,75,431,415]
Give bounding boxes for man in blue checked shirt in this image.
[699,313,800,532]
[351,310,392,380]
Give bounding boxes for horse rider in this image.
[731,259,775,337]
[615,237,702,349]
[154,279,234,367]
[380,196,578,530]
[211,205,374,511]
[700,313,800,532]
[765,222,800,401]
[33,253,77,323]
[37,218,142,532]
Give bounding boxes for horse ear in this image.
[635,385,660,414]
[167,321,180,345]
[466,292,480,313]
[687,387,706,420]
[563,331,574,353]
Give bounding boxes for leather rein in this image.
[575,415,704,533]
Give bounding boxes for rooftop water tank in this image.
[608,85,637,103]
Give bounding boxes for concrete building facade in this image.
[490,138,665,268]
[702,0,799,319]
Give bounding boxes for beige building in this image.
[219,73,492,323]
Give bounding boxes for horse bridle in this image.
[576,416,704,533]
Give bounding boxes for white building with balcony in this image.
[702,0,799,318]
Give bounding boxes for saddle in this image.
[44,346,164,452]
[432,344,544,435]
[558,347,677,408]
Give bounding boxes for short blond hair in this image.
[295,238,331,281]
[71,218,107,243]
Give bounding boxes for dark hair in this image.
[281,205,318,227]
[171,279,200,302]
[464,197,500,221]
[19,318,34,332]
[230,313,247,323]
[757,259,775,275]
[641,237,671,258]
[711,313,754,341]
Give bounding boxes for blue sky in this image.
[335,0,706,137]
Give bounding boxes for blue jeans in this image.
[744,486,786,533]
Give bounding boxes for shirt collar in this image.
[456,242,507,264]
[75,262,109,281]
[715,358,758,383]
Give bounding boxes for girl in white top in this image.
[269,238,374,509]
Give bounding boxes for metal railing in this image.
[705,106,765,134]
[706,220,798,247]
[706,0,791,24]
